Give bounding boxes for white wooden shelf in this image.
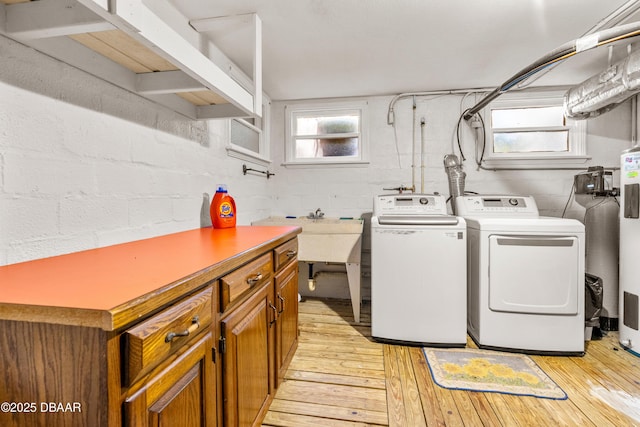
[0,0,262,120]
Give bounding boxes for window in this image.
[226,95,270,165]
[285,101,368,165]
[483,92,588,166]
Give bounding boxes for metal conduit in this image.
[463,21,640,120]
[515,0,640,89]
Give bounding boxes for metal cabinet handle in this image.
[165,315,200,343]
[277,294,285,314]
[269,303,278,326]
[247,273,263,286]
[285,250,297,258]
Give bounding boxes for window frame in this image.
[482,91,589,167]
[284,100,369,166]
[226,95,271,166]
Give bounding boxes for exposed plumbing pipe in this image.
[464,21,640,120]
[411,96,417,192]
[308,263,315,291]
[515,0,640,89]
[633,94,638,146]
[477,164,620,172]
[312,270,348,282]
[420,117,426,193]
[387,88,493,126]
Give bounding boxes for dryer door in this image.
[488,235,579,314]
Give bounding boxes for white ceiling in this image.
[170,0,640,101]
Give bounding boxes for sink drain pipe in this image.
[307,263,350,291]
[308,263,316,291]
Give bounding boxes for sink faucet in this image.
[308,208,325,219]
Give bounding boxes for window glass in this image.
[493,130,569,153]
[230,119,260,153]
[296,114,359,136]
[226,95,271,165]
[491,106,565,128]
[484,92,586,163]
[285,102,368,164]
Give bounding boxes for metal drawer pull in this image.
[269,303,278,326]
[247,273,263,286]
[285,250,297,258]
[278,294,285,314]
[165,315,200,343]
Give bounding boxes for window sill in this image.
[282,161,370,168]
[481,155,592,169]
[226,146,271,167]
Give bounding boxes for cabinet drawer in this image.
[124,287,213,385]
[221,252,272,312]
[274,238,298,271]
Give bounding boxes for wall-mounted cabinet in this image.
[0,0,262,120]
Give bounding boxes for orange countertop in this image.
[0,226,300,330]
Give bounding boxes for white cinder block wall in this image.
[271,94,632,300]
[0,36,274,266]
[1,32,634,306]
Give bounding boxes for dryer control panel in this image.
[374,194,448,216]
[455,195,539,217]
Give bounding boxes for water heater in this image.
[620,147,640,356]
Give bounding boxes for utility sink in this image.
[252,217,363,263]
[252,216,364,322]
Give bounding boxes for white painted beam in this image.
[5,0,114,40]
[0,4,6,35]
[190,12,263,118]
[135,70,205,95]
[115,0,254,116]
[253,14,262,117]
[189,13,254,33]
[25,36,199,119]
[197,103,251,120]
[76,0,109,14]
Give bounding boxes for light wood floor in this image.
[263,298,640,427]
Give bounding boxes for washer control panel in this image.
[455,195,539,217]
[374,194,448,216]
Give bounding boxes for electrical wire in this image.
[562,183,576,218]
[392,116,402,168]
[475,112,487,167]
[455,109,470,161]
[583,196,609,223]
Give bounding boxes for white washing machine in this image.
[371,194,467,346]
[456,195,585,355]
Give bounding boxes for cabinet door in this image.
[220,281,275,427]
[124,332,217,427]
[275,261,299,386]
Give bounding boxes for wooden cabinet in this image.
[274,246,299,387]
[123,287,217,426]
[220,252,273,313]
[218,238,299,426]
[220,281,275,427]
[124,287,214,386]
[0,227,300,427]
[124,332,217,427]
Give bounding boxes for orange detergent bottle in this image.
[210,185,236,228]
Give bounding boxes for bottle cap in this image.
[216,184,228,193]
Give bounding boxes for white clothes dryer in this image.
[456,195,585,355]
[371,194,467,347]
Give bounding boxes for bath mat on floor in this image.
[423,348,567,400]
